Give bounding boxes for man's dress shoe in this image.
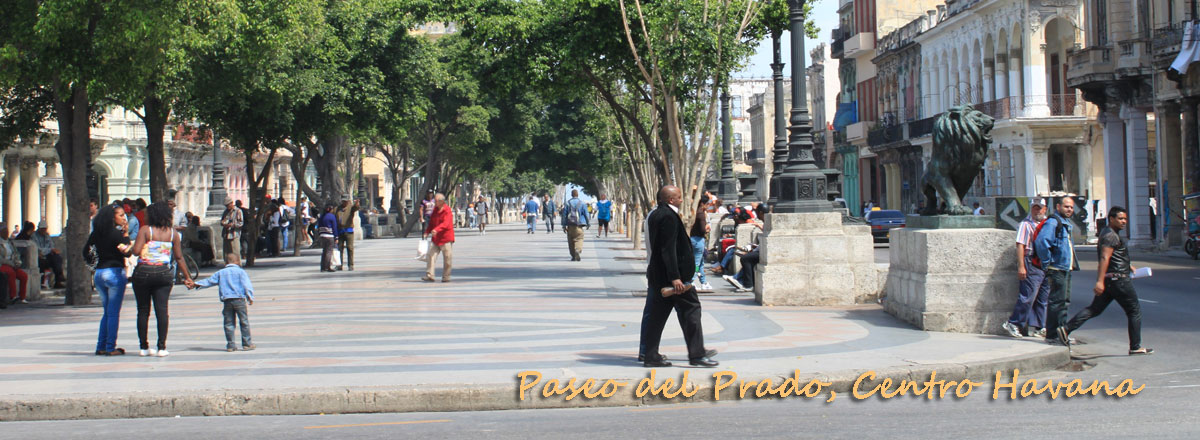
[689,357,719,367]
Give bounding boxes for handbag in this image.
[131,263,175,285]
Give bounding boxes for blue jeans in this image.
[720,245,736,272]
[94,267,127,352]
[690,237,707,284]
[281,226,290,251]
[223,298,253,348]
[1008,257,1049,329]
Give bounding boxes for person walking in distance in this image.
[130,202,194,357]
[522,193,540,234]
[596,194,614,238]
[639,185,718,368]
[421,190,436,231]
[542,195,557,234]
[1064,207,1153,355]
[219,198,243,263]
[563,189,590,261]
[1034,197,1079,347]
[317,204,339,272]
[689,194,714,293]
[422,193,455,282]
[1002,198,1050,339]
[337,199,359,271]
[475,195,489,235]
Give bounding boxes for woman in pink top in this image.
[131,202,194,357]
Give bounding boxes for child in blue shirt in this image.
[189,253,255,352]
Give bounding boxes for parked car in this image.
[865,209,906,242]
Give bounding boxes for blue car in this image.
[865,209,906,242]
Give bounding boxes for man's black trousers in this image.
[639,286,706,361]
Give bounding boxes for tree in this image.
[0,0,194,304]
[182,0,330,266]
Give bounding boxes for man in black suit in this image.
[639,185,718,368]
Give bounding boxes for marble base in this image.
[884,227,1017,334]
[754,212,885,306]
[906,215,996,229]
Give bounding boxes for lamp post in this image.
[718,86,739,203]
[767,30,788,207]
[771,0,833,213]
[205,130,228,219]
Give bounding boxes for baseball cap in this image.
[1031,197,1047,207]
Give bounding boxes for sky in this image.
[734,0,841,120]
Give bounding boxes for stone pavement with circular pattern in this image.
[0,222,1064,418]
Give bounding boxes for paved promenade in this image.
[0,223,1065,420]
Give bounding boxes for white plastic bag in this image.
[415,239,431,261]
[331,249,342,267]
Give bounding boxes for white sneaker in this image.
[157,350,170,357]
[1001,322,1023,339]
[722,275,745,290]
[699,283,714,292]
[139,349,156,357]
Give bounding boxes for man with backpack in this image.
[1034,197,1079,347]
[1002,197,1049,339]
[562,189,590,261]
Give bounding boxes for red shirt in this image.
[424,204,455,245]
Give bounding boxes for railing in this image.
[1152,22,1187,56]
[1047,94,1081,116]
[975,97,1017,120]
[908,115,938,138]
[867,123,904,147]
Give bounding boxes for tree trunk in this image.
[56,83,93,305]
[316,133,348,205]
[240,144,276,267]
[142,96,170,203]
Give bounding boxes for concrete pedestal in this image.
[754,212,884,306]
[884,227,1017,334]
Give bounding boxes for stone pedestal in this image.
[754,212,882,305]
[884,227,1017,334]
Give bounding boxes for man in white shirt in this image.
[168,190,188,232]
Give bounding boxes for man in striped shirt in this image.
[1002,197,1050,338]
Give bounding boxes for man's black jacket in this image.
[646,203,695,290]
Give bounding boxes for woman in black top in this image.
[86,204,132,356]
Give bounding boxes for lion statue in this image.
[919,105,995,216]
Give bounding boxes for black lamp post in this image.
[206,130,228,219]
[771,0,833,213]
[717,86,739,203]
[767,30,788,207]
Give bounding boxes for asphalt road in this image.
[5,246,1197,438]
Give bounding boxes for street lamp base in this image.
[771,170,834,213]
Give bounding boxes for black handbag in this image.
[131,263,175,285]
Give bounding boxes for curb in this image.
[0,346,1068,421]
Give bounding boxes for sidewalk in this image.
[0,223,1066,421]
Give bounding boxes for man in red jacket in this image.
[423,193,455,282]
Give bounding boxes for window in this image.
[733,133,744,160]
[732,95,743,118]
[1096,0,1108,46]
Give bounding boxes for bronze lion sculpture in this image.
[919,105,994,216]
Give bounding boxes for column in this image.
[21,157,40,224]
[936,61,945,110]
[921,68,931,117]
[4,156,21,231]
[1157,101,1184,246]
[1122,106,1152,244]
[957,60,967,105]
[44,160,61,235]
[971,57,982,103]
[1101,109,1128,220]
[995,55,1008,102]
[1009,49,1023,113]
[1022,43,1049,117]
[983,60,995,102]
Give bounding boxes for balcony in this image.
[976,97,1021,120]
[844,32,875,58]
[908,115,938,138]
[1152,22,1187,67]
[831,27,849,59]
[1066,46,1114,89]
[867,123,904,148]
[846,121,875,142]
[1116,39,1151,76]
